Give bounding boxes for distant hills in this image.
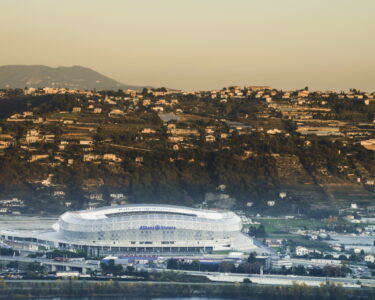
[0,65,145,91]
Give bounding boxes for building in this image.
[270,257,293,270]
[25,129,41,144]
[72,107,81,113]
[29,154,49,162]
[1,204,253,256]
[295,246,309,256]
[365,254,375,263]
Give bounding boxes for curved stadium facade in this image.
[1,204,253,255]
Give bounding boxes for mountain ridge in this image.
[0,65,145,91]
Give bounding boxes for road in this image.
[168,268,375,287]
[2,255,375,287]
[0,255,100,271]
[3,279,235,286]
[105,143,153,152]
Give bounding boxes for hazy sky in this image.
[1,0,374,91]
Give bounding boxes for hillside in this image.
[0,86,374,216]
[0,65,143,91]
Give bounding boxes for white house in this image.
[365,254,375,263]
[296,246,309,256]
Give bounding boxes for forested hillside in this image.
[0,86,374,216]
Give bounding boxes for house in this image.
[93,108,102,114]
[83,154,101,162]
[156,99,167,105]
[110,193,127,200]
[220,133,228,139]
[152,106,164,112]
[265,239,284,247]
[141,128,156,134]
[62,119,75,125]
[142,99,151,106]
[29,154,49,162]
[43,87,59,94]
[331,245,343,252]
[295,246,309,256]
[267,129,282,135]
[89,193,103,201]
[0,134,14,149]
[80,139,94,146]
[168,136,184,143]
[42,174,53,186]
[217,184,226,191]
[298,90,310,97]
[103,153,122,162]
[267,200,276,207]
[0,140,11,149]
[72,107,81,113]
[104,96,117,105]
[361,139,375,151]
[205,135,216,142]
[88,202,100,210]
[25,129,41,144]
[53,191,66,197]
[0,198,25,207]
[264,96,272,103]
[24,88,36,95]
[205,127,215,134]
[42,134,55,143]
[23,111,33,117]
[169,128,199,136]
[365,254,375,263]
[354,248,365,254]
[108,109,125,117]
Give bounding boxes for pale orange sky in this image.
[1,0,374,91]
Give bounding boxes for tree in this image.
[247,252,257,263]
[6,261,18,269]
[0,248,19,256]
[293,265,307,276]
[126,265,135,273]
[349,253,358,262]
[26,262,45,274]
[100,259,123,276]
[338,255,348,261]
[167,258,178,269]
[243,278,252,284]
[248,225,267,238]
[218,261,235,273]
[323,265,344,277]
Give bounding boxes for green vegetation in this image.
[0,88,373,214]
[0,248,19,256]
[0,279,371,300]
[257,218,349,236]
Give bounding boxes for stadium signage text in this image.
[139,225,176,230]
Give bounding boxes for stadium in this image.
[1,204,254,256]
